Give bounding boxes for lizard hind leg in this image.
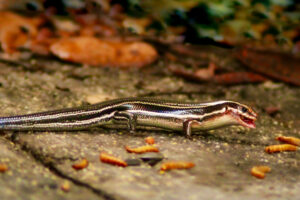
[113,111,137,133]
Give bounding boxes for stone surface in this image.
[0,51,299,200]
[0,137,100,200]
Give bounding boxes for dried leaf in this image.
[50,36,157,68]
[235,47,300,86]
[0,11,42,53]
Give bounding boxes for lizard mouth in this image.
[238,115,256,128]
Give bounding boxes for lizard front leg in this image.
[183,119,202,137]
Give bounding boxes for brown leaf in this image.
[50,36,158,68]
[213,72,267,85]
[0,11,42,53]
[235,47,300,86]
[29,28,57,55]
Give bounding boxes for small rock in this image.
[48,183,58,189]
[140,152,164,166]
[124,158,142,166]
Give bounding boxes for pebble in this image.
[140,152,164,166]
[125,158,142,166]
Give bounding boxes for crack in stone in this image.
[8,132,118,200]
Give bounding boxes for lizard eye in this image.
[241,107,248,113]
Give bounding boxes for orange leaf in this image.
[50,36,157,68]
[0,11,42,53]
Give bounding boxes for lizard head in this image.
[227,102,257,129]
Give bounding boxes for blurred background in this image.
[0,0,299,86]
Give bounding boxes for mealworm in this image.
[61,181,70,192]
[251,166,271,179]
[276,136,300,146]
[265,144,298,153]
[145,136,155,145]
[125,145,159,154]
[72,158,89,170]
[0,163,8,172]
[160,161,195,171]
[99,152,127,167]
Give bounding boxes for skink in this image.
[0,97,257,136]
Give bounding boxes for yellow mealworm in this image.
[276,136,300,146]
[160,161,195,171]
[72,158,89,170]
[100,152,127,167]
[251,166,271,179]
[265,144,298,153]
[0,163,8,172]
[145,136,155,145]
[125,145,159,154]
[61,181,70,192]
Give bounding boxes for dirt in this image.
[0,50,299,200]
